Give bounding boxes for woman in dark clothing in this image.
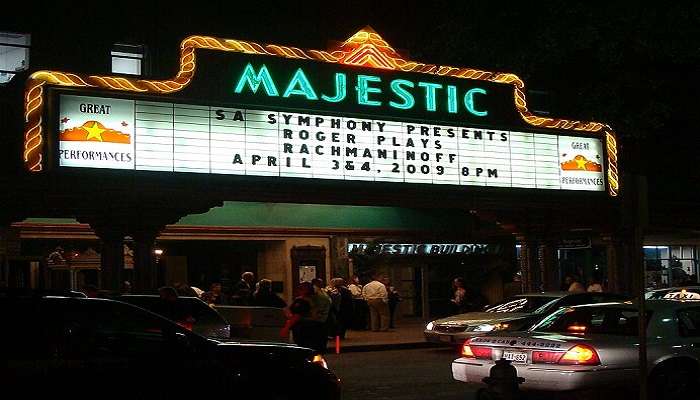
[331,278,354,339]
[280,282,326,353]
[251,279,287,308]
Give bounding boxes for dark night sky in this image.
[4,1,700,193]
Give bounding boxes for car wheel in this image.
[649,360,699,400]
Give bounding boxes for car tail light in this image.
[567,325,587,333]
[461,342,475,358]
[461,342,492,359]
[558,344,600,365]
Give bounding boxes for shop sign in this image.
[348,242,489,256]
[557,237,591,249]
[24,28,619,196]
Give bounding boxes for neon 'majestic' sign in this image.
[233,63,488,117]
[24,27,619,196]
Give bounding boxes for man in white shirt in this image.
[362,273,390,331]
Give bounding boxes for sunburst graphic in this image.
[561,154,602,172]
[60,120,131,144]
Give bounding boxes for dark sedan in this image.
[1,294,340,399]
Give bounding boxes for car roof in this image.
[648,286,700,293]
[567,299,700,311]
[520,291,623,298]
[117,294,203,302]
[518,291,570,298]
[0,288,87,298]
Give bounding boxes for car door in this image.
[677,306,700,359]
[52,299,219,399]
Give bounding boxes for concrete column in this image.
[517,237,535,293]
[537,242,558,291]
[133,231,158,293]
[602,234,622,293]
[99,232,124,293]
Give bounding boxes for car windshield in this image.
[118,296,227,326]
[531,306,649,336]
[484,296,558,314]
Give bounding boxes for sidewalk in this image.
[327,317,440,352]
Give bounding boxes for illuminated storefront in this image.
[4,27,626,299]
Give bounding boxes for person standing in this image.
[348,275,368,330]
[348,275,363,298]
[310,278,332,340]
[251,279,287,308]
[362,273,389,332]
[332,278,354,339]
[201,282,224,305]
[281,282,326,353]
[450,277,467,314]
[232,271,255,305]
[382,277,401,329]
[565,275,586,293]
[587,273,604,293]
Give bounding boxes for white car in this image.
[452,300,700,398]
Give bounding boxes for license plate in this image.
[439,335,453,343]
[502,351,527,364]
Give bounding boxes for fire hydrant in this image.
[480,358,525,400]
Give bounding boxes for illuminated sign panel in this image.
[25,28,619,195]
[58,94,605,191]
[347,243,490,256]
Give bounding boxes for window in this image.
[0,32,30,83]
[678,308,700,337]
[484,295,556,313]
[645,245,699,288]
[111,44,144,76]
[533,307,651,336]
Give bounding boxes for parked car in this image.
[1,294,340,399]
[646,286,700,300]
[425,291,629,345]
[452,300,700,399]
[117,294,231,339]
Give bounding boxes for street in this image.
[326,347,477,400]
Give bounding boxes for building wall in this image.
[256,241,288,299]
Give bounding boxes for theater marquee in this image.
[24,27,619,195]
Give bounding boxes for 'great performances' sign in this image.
[57,94,605,191]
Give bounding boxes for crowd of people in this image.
[147,271,402,354]
[563,273,604,293]
[281,273,401,354]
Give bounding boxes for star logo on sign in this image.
[60,117,70,124]
[83,121,106,142]
[575,157,587,169]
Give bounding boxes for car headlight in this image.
[426,322,434,331]
[474,323,510,332]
